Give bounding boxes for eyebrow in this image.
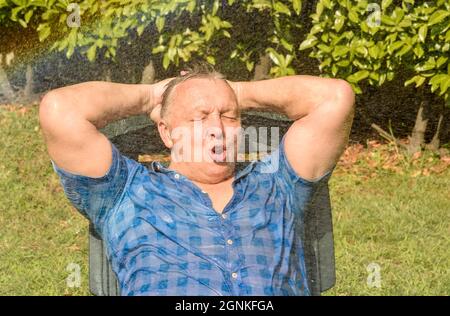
[193,105,237,113]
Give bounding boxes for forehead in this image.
[171,78,237,111]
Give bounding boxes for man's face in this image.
[160,78,241,183]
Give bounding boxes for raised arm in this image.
[234,75,355,181]
[39,80,169,178]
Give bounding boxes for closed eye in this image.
[221,114,238,121]
[191,116,206,122]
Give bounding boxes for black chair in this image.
[89,116,336,296]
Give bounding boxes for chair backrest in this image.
[88,117,336,296]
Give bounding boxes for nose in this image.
[205,114,224,140]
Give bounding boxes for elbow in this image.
[334,79,356,109]
[39,90,75,134]
[39,91,61,131]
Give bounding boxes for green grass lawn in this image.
[0,105,449,296]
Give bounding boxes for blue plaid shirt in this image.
[52,136,333,296]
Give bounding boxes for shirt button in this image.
[231,272,238,279]
[227,239,233,245]
[174,173,180,179]
[221,213,227,219]
[201,190,207,194]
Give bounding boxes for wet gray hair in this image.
[160,62,227,119]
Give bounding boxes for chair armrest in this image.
[88,224,120,296]
[303,182,336,295]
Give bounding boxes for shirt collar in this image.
[149,160,256,183]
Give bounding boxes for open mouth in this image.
[209,143,227,163]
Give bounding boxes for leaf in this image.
[212,0,220,15]
[368,45,380,58]
[332,45,349,58]
[24,9,33,23]
[336,60,350,67]
[292,0,301,15]
[348,10,359,23]
[41,8,58,20]
[18,19,27,28]
[381,15,395,26]
[396,44,411,57]
[369,72,379,81]
[167,47,176,60]
[152,45,165,54]
[405,75,426,88]
[136,24,146,36]
[87,45,97,62]
[382,0,392,10]
[428,10,450,26]
[66,45,75,59]
[387,41,403,54]
[353,85,362,94]
[187,0,196,12]
[314,2,324,19]
[436,56,448,68]
[299,36,318,50]
[415,57,436,72]
[221,20,232,28]
[310,24,323,35]
[206,56,216,65]
[413,45,424,58]
[10,7,22,21]
[37,23,50,42]
[418,25,427,43]
[178,48,188,61]
[246,60,254,72]
[285,54,293,67]
[321,0,331,9]
[163,53,170,69]
[318,44,332,53]
[334,15,345,32]
[332,64,338,76]
[347,70,370,83]
[355,46,368,57]
[273,1,291,16]
[108,47,116,58]
[387,71,394,81]
[156,16,165,32]
[392,7,404,24]
[440,77,450,95]
[280,38,293,52]
[267,48,282,66]
[319,58,331,71]
[429,74,447,86]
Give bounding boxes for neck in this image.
[168,161,235,185]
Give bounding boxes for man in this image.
[39,63,355,296]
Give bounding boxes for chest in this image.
[205,186,234,214]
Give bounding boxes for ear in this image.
[157,119,173,149]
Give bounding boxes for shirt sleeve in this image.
[51,140,131,235]
[258,134,335,204]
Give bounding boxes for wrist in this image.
[228,80,244,109]
[234,81,256,111]
[140,84,155,115]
